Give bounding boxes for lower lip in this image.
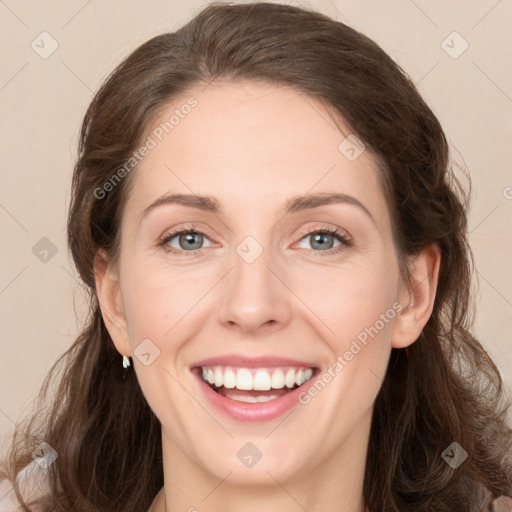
[192,369,317,422]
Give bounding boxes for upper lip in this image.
[191,354,318,369]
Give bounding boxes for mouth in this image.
[190,355,321,421]
[192,365,318,403]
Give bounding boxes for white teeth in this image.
[199,365,315,391]
[295,369,313,385]
[214,367,223,387]
[271,369,285,389]
[236,369,253,390]
[229,393,281,403]
[253,370,272,390]
[223,369,236,389]
[285,369,296,388]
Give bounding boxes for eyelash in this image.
[157,225,352,257]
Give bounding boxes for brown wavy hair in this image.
[1,2,511,511]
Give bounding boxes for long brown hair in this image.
[1,2,511,511]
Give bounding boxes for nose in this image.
[217,238,292,336]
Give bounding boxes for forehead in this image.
[126,80,389,225]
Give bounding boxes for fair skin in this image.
[94,80,440,512]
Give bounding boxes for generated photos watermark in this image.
[93,96,198,200]
[298,301,403,405]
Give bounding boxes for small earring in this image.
[122,355,131,369]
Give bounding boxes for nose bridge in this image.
[217,231,291,333]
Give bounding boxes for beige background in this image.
[1,0,511,450]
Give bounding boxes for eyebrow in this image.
[140,192,374,223]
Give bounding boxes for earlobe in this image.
[391,243,442,349]
[93,250,132,357]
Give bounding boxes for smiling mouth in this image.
[193,365,317,403]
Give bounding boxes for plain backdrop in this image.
[1,0,511,451]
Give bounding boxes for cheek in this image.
[293,267,398,442]
[290,257,400,345]
[289,255,400,413]
[120,257,211,343]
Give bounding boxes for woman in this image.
[1,2,511,511]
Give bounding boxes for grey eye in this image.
[298,232,342,251]
[166,231,213,251]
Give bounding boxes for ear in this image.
[391,243,441,349]
[94,250,132,357]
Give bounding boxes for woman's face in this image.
[104,80,410,486]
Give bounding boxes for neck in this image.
[152,411,372,512]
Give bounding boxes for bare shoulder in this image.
[482,495,512,512]
[0,460,52,512]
